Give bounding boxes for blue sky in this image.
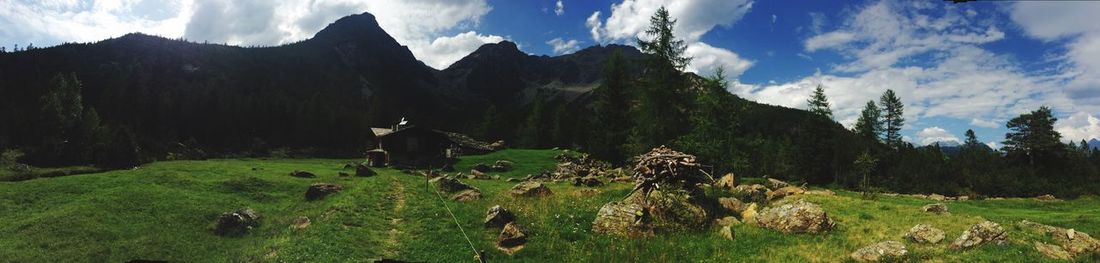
[3,0,1100,147]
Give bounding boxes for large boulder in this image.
[766,186,806,201]
[850,241,908,262]
[451,189,482,202]
[304,183,343,200]
[510,181,552,197]
[291,216,311,230]
[214,208,261,236]
[626,190,708,232]
[496,222,528,255]
[740,203,759,225]
[718,225,734,240]
[592,202,654,237]
[290,170,316,178]
[1019,220,1100,258]
[928,194,946,201]
[485,205,516,228]
[715,173,736,189]
[921,203,948,214]
[491,160,514,172]
[435,177,476,193]
[473,163,492,173]
[756,200,835,234]
[718,197,747,215]
[906,224,945,244]
[732,184,769,203]
[355,164,376,177]
[950,221,1007,250]
[765,178,789,190]
[1035,241,1073,260]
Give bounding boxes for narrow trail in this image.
[381,175,407,258]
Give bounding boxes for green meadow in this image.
[1,149,1097,262]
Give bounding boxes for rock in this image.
[214,208,261,236]
[928,194,946,201]
[435,177,476,193]
[627,190,709,232]
[732,184,769,203]
[290,170,315,178]
[765,178,789,190]
[1054,228,1100,256]
[572,176,604,187]
[338,172,350,177]
[510,181,552,197]
[305,183,343,200]
[958,196,969,201]
[484,205,516,229]
[291,216,311,230]
[756,200,835,234]
[806,189,836,196]
[1019,220,1100,257]
[718,197,747,215]
[766,186,806,201]
[850,241,908,262]
[496,222,527,255]
[716,216,741,226]
[473,163,492,173]
[355,164,377,177]
[611,176,633,183]
[719,225,734,240]
[506,178,520,182]
[906,224,946,244]
[1037,194,1058,201]
[1035,241,1073,260]
[491,160,514,172]
[451,189,482,202]
[741,203,759,224]
[921,203,948,214]
[715,173,737,189]
[592,202,653,237]
[950,221,1007,250]
[469,169,491,179]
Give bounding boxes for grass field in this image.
[1,149,1098,262]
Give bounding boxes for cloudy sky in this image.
[2,0,1099,147]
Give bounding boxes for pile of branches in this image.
[628,146,713,200]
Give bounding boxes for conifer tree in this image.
[879,89,905,148]
[807,84,833,119]
[853,100,882,141]
[628,6,692,154]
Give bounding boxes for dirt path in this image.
[381,176,407,258]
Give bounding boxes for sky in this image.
[2,0,1100,148]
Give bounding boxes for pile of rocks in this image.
[484,205,527,255]
[553,151,610,179]
[1019,220,1100,260]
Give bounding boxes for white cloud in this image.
[684,42,753,79]
[734,1,1092,138]
[985,141,1000,150]
[585,11,603,42]
[586,0,755,79]
[1011,3,1100,107]
[547,37,581,54]
[0,0,501,70]
[917,127,960,146]
[0,0,193,47]
[1055,112,1100,142]
[969,118,999,129]
[422,31,505,69]
[554,0,564,16]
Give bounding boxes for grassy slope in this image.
[1,149,1097,262]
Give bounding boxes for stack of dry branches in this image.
[628,146,714,200]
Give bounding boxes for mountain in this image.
[0,11,862,180]
[1089,139,1100,151]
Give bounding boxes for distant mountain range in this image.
[0,12,854,161]
[1089,139,1100,151]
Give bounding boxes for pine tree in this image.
[675,68,740,172]
[589,50,631,163]
[853,100,882,141]
[1003,106,1062,165]
[807,84,833,119]
[879,89,905,148]
[964,129,981,148]
[629,6,693,154]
